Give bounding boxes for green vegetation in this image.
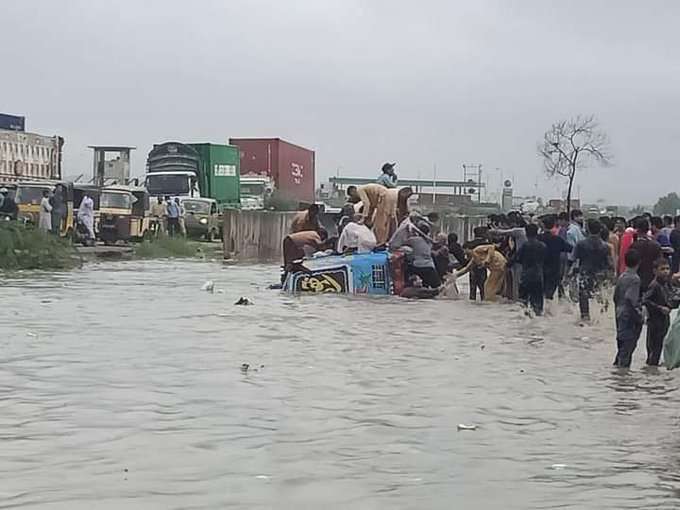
[653,192,680,216]
[134,236,200,259]
[0,221,80,271]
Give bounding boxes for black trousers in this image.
[672,254,680,275]
[543,270,560,300]
[411,266,442,289]
[646,315,670,366]
[614,317,643,368]
[469,267,486,301]
[578,275,597,320]
[167,217,180,237]
[519,278,544,315]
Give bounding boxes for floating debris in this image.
[457,424,478,431]
[241,363,250,373]
[201,281,215,293]
[550,464,568,470]
[26,332,37,338]
[234,297,253,305]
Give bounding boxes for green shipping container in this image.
[188,143,241,208]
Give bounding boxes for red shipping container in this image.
[229,138,315,203]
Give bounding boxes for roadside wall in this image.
[222,210,489,261]
[223,210,296,261]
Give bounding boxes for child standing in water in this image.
[613,249,643,368]
[643,258,678,366]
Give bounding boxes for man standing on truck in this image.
[377,162,398,188]
[338,186,361,233]
[290,204,322,234]
[281,229,331,284]
[348,183,396,245]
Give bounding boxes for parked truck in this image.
[145,142,240,208]
[229,138,315,207]
[239,175,274,210]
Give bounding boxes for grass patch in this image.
[0,221,80,271]
[134,236,199,259]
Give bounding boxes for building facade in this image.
[0,129,63,182]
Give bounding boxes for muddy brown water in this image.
[1,260,679,509]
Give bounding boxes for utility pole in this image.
[432,163,437,206]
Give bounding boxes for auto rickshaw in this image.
[0,183,17,201]
[14,180,74,236]
[130,187,156,240]
[99,186,154,243]
[182,197,221,241]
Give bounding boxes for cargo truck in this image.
[145,142,240,208]
[229,138,315,206]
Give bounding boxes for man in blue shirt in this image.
[165,196,180,237]
[566,209,586,263]
[377,162,397,188]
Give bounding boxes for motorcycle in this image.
[74,217,96,247]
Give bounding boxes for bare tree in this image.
[538,115,611,216]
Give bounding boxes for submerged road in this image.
[1,260,679,509]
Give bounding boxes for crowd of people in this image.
[150,196,186,237]
[438,210,680,369]
[0,184,97,242]
[280,162,680,369]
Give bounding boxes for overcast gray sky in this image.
[2,0,678,205]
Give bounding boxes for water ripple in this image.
[1,259,679,509]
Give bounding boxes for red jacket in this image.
[618,228,636,275]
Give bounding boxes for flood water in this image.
[2,259,680,509]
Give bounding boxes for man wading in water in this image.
[642,258,678,366]
[538,215,572,308]
[614,249,643,368]
[512,223,546,315]
[573,219,610,322]
[457,243,507,302]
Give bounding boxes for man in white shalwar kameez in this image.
[77,195,96,241]
[38,190,52,232]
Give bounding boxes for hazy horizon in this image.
[2,0,678,206]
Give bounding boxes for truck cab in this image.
[145,171,200,199]
[240,175,273,210]
[145,142,201,200]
